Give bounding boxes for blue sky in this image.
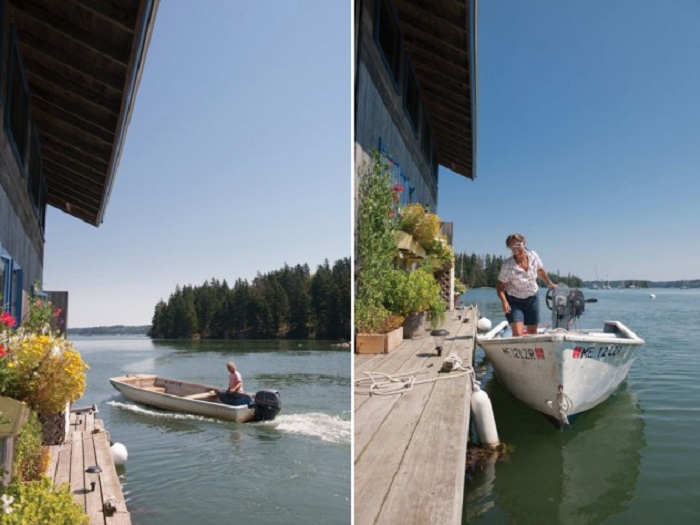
[438,0,700,283]
[43,1,350,327]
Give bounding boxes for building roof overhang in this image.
[8,0,159,226]
[396,0,478,179]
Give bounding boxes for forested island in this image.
[455,252,585,288]
[149,258,350,340]
[455,252,698,289]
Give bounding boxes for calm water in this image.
[72,338,351,525]
[460,288,700,524]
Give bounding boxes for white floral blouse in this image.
[498,250,543,299]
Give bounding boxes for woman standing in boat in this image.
[497,233,555,336]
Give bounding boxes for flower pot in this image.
[356,326,404,354]
[38,402,70,445]
[403,311,427,339]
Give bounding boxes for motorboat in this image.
[110,374,281,423]
[476,285,644,426]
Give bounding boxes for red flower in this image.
[0,311,16,328]
[393,184,404,193]
[388,210,395,217]
[387,160,394,166]
[0,344,6,358]
[53,308,62,318]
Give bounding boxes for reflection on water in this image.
[461,288,700,524]
[151,338,346,353]
[465,361,645,524]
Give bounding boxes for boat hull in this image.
[110,375,258,423]
[477,321,644,424]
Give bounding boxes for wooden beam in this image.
[12,0,133,63]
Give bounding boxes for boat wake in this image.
[107,401,350,444]
[270,413,350,444]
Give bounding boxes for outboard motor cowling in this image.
[546,284,597,329]
[254,390,282,421]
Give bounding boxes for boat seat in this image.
[144,386,167,393]
[184,392,216,400]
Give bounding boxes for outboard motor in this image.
[546,284,597,329]
[253,390,282,421]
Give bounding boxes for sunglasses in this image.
[508,242,524,251]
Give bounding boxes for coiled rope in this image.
[355,357,476,396]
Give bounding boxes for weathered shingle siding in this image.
[355,0,438,211]
[355,61,436,209]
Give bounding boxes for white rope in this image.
[355,359,476,396]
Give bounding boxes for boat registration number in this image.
[573,345,625,359]
[500,347,545,360]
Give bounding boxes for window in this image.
[375,0,401,87]
[0,0,6,106]
[421,112,433,165]
[11,265,22,320]
[404,62,419,131]
[28,131,47,232]
[0,255,9,312]
[5,29,30,171]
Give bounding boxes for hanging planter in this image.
[38,402,70,446]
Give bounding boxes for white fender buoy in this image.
[111,442,128,465]
[477,317,492,331]
[471,384,499,448]
[650,293,656,299]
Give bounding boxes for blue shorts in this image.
[505,293,540,326]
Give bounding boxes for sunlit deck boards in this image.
[354,307,478,524]
[45,409,130,525]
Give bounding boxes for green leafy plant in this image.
[12,411,49,482]
[384,266,443,318]
[355,152,401,333]
[0,477,88,524]
[354,303,404,334]
[454,279,467,296]
[23,282,63,335]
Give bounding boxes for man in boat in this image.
[496,233,556,336]
[215,361,254,407]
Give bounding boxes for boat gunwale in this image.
[109,376,252,410]
[477,320,644,346]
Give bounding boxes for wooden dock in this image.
[45,409,131,525]
[354,306,478,525]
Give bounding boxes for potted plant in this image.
[0,289,88,445]
[355,152,405,353]
[384,266,445,339]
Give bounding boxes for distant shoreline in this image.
[67,325,150,337]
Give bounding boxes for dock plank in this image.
[83,422,104,524]
[46,410,131,525]
[70,430,86,510]
[354,307,478,525]
[94,424,130,523]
